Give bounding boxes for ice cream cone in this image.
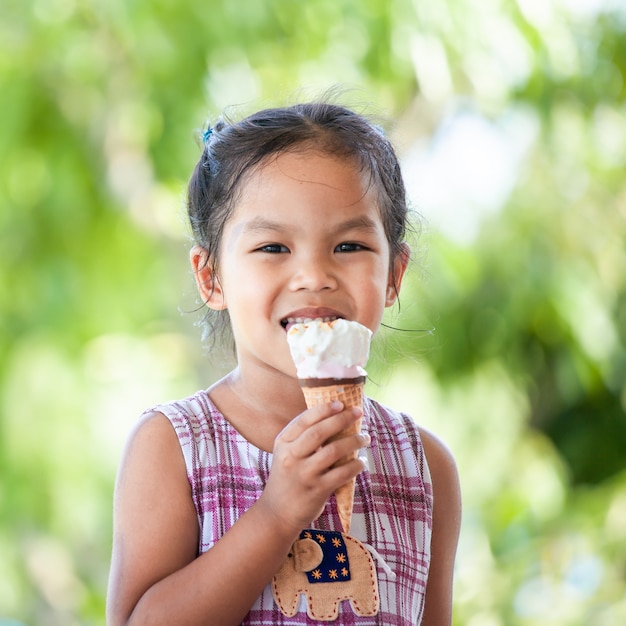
[300,376,365,535]
[287,319,372,535]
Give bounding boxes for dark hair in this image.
[187,100,411,346]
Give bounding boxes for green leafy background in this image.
[1,1,625,624]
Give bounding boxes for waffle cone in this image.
[300,379,364,534]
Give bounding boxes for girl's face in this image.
[194,149,408,379]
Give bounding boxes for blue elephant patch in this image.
[300,529,352,584]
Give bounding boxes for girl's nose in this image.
[289,257,338,292]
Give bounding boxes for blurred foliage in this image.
[1,0,625,624]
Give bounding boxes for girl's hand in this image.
[258,401,369,535]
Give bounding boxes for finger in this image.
[319,454,369,488]
[313,430,370,470]
[289,407,363,459]
[276,400,344,444]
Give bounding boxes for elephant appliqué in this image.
[272,529,379,621]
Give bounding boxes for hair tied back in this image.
[202,126,213,143]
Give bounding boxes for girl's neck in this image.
[207,366,307,452]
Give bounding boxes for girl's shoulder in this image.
[143,388,218,422]
[365,395,459,494]
[140,388,228,439]
[364,395,424,444]
[136,390,232,461]
[140,389,267,465]
[364,396,455,456]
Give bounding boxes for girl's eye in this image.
[258,243,289,253]
[335,242,364,253]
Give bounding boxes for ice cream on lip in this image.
[286,318,373,380]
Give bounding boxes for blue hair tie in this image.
[202,126,213,143]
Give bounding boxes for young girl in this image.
[107,101,461,625]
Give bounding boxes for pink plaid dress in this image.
[149,390,433,625]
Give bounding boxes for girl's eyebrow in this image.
[241,215,379,234]
[240,217,286,233]
[335,215,379,233]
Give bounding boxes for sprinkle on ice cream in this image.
[286,319,373,380]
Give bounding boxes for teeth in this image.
[284,316,338,325]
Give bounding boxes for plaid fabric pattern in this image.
[149,391,433,625]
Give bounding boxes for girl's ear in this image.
[385,243,410,307]
[190,245,227,311]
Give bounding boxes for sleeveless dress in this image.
[147,390,433,625]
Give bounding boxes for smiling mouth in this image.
[280,315,341,331]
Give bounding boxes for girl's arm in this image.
[106,402,367,626]
[419,427,462,626]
